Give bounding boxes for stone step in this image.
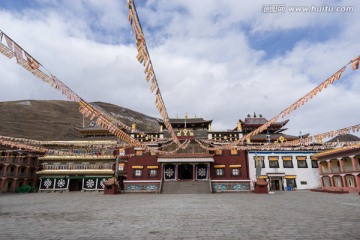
[162,181,210,194]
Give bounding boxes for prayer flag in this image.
[4,34,13,51]
[25,52,39,69]
[13,43,23,62]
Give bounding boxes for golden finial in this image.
[131,123,136,132]
[237,121,242,131]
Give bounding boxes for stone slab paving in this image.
[0,191,359,240]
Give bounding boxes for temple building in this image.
[1,111,339,194]
[243,114,321,191]
[36,124,118,192]
[312,144,360,193]
[123,115,250,193]
[0,148,41,192]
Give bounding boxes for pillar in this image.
[318,161,323,174]
[0,179,4,192]
[14,166,20,177]
[161,164,164,180]
[10,179,17,192]
[25,166,30,178]
[175,164,178,180]
[2,165,8,177]
[350,155,358,171]
[207,163,210,180]
[329,175,334,187]
[340,174,346,188]
[192,164,196,181]
[327,160,333,173]
[354,174,360,188]
[338,158,345,172]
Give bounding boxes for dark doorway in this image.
[178,164,193,180]
[7,182,12,192]
[69,179,82,191]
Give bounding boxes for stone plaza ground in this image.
[0,191,359,240]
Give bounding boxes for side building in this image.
[36,125,118,192]
[241,114,321,191]
[0,148,41,193]
[312,144,360,193]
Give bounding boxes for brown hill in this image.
[0,100,159,141]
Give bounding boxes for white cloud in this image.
[0,0,359,138]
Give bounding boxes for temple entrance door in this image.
[69,179,82,191]
[164,164,176,181]
[270,177,284,191]
[178,164,193,180]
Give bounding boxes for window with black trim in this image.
[230,168,241,176]
[215,168,224,176]
[254,160,265,168]
[148,169,158,177]
[283,160,293,168]
[133,169,143,177]
[269,160,279,168]
[311,160,318,168]
[297,160,308,168]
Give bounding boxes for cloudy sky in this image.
[0,0,359,138]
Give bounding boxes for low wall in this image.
[211,180,251,193]
[123,181,161,193]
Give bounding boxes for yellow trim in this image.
[119,163,125,166]
[229,165,241,168]
[132,166,143,169]
[285,175,297,179]
[147,166,158,169]
[214,165,225,168]
[296,156,306,161]
[254,156,264,160]
[312,143,360,159]
[259,175,267,179]
[269,156,279,161]
[282,157,292,161]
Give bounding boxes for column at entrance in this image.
[175,164,178,180]
[192,164,196,181]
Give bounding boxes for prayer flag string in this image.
[127,0,180,145]
[221,56,359,150]
[0,31,148,149]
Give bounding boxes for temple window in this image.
[230,168,241,177]
[333,176,342,187]
[311,160,318,168]
[230,149,238,155]
[149,169,158,177]
[254,156,265,168]
[215,168,224,176]
[269,160,279,168]
[133,169,143,177]
[345,175,355,187]
[215,150,223,155]
[297,159,308,168]
[296,156,308,168]
[282,157,293,168]
[135,150,143,156]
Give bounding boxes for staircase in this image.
[161,181,211,194]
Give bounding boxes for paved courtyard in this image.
[0,191,359,240]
